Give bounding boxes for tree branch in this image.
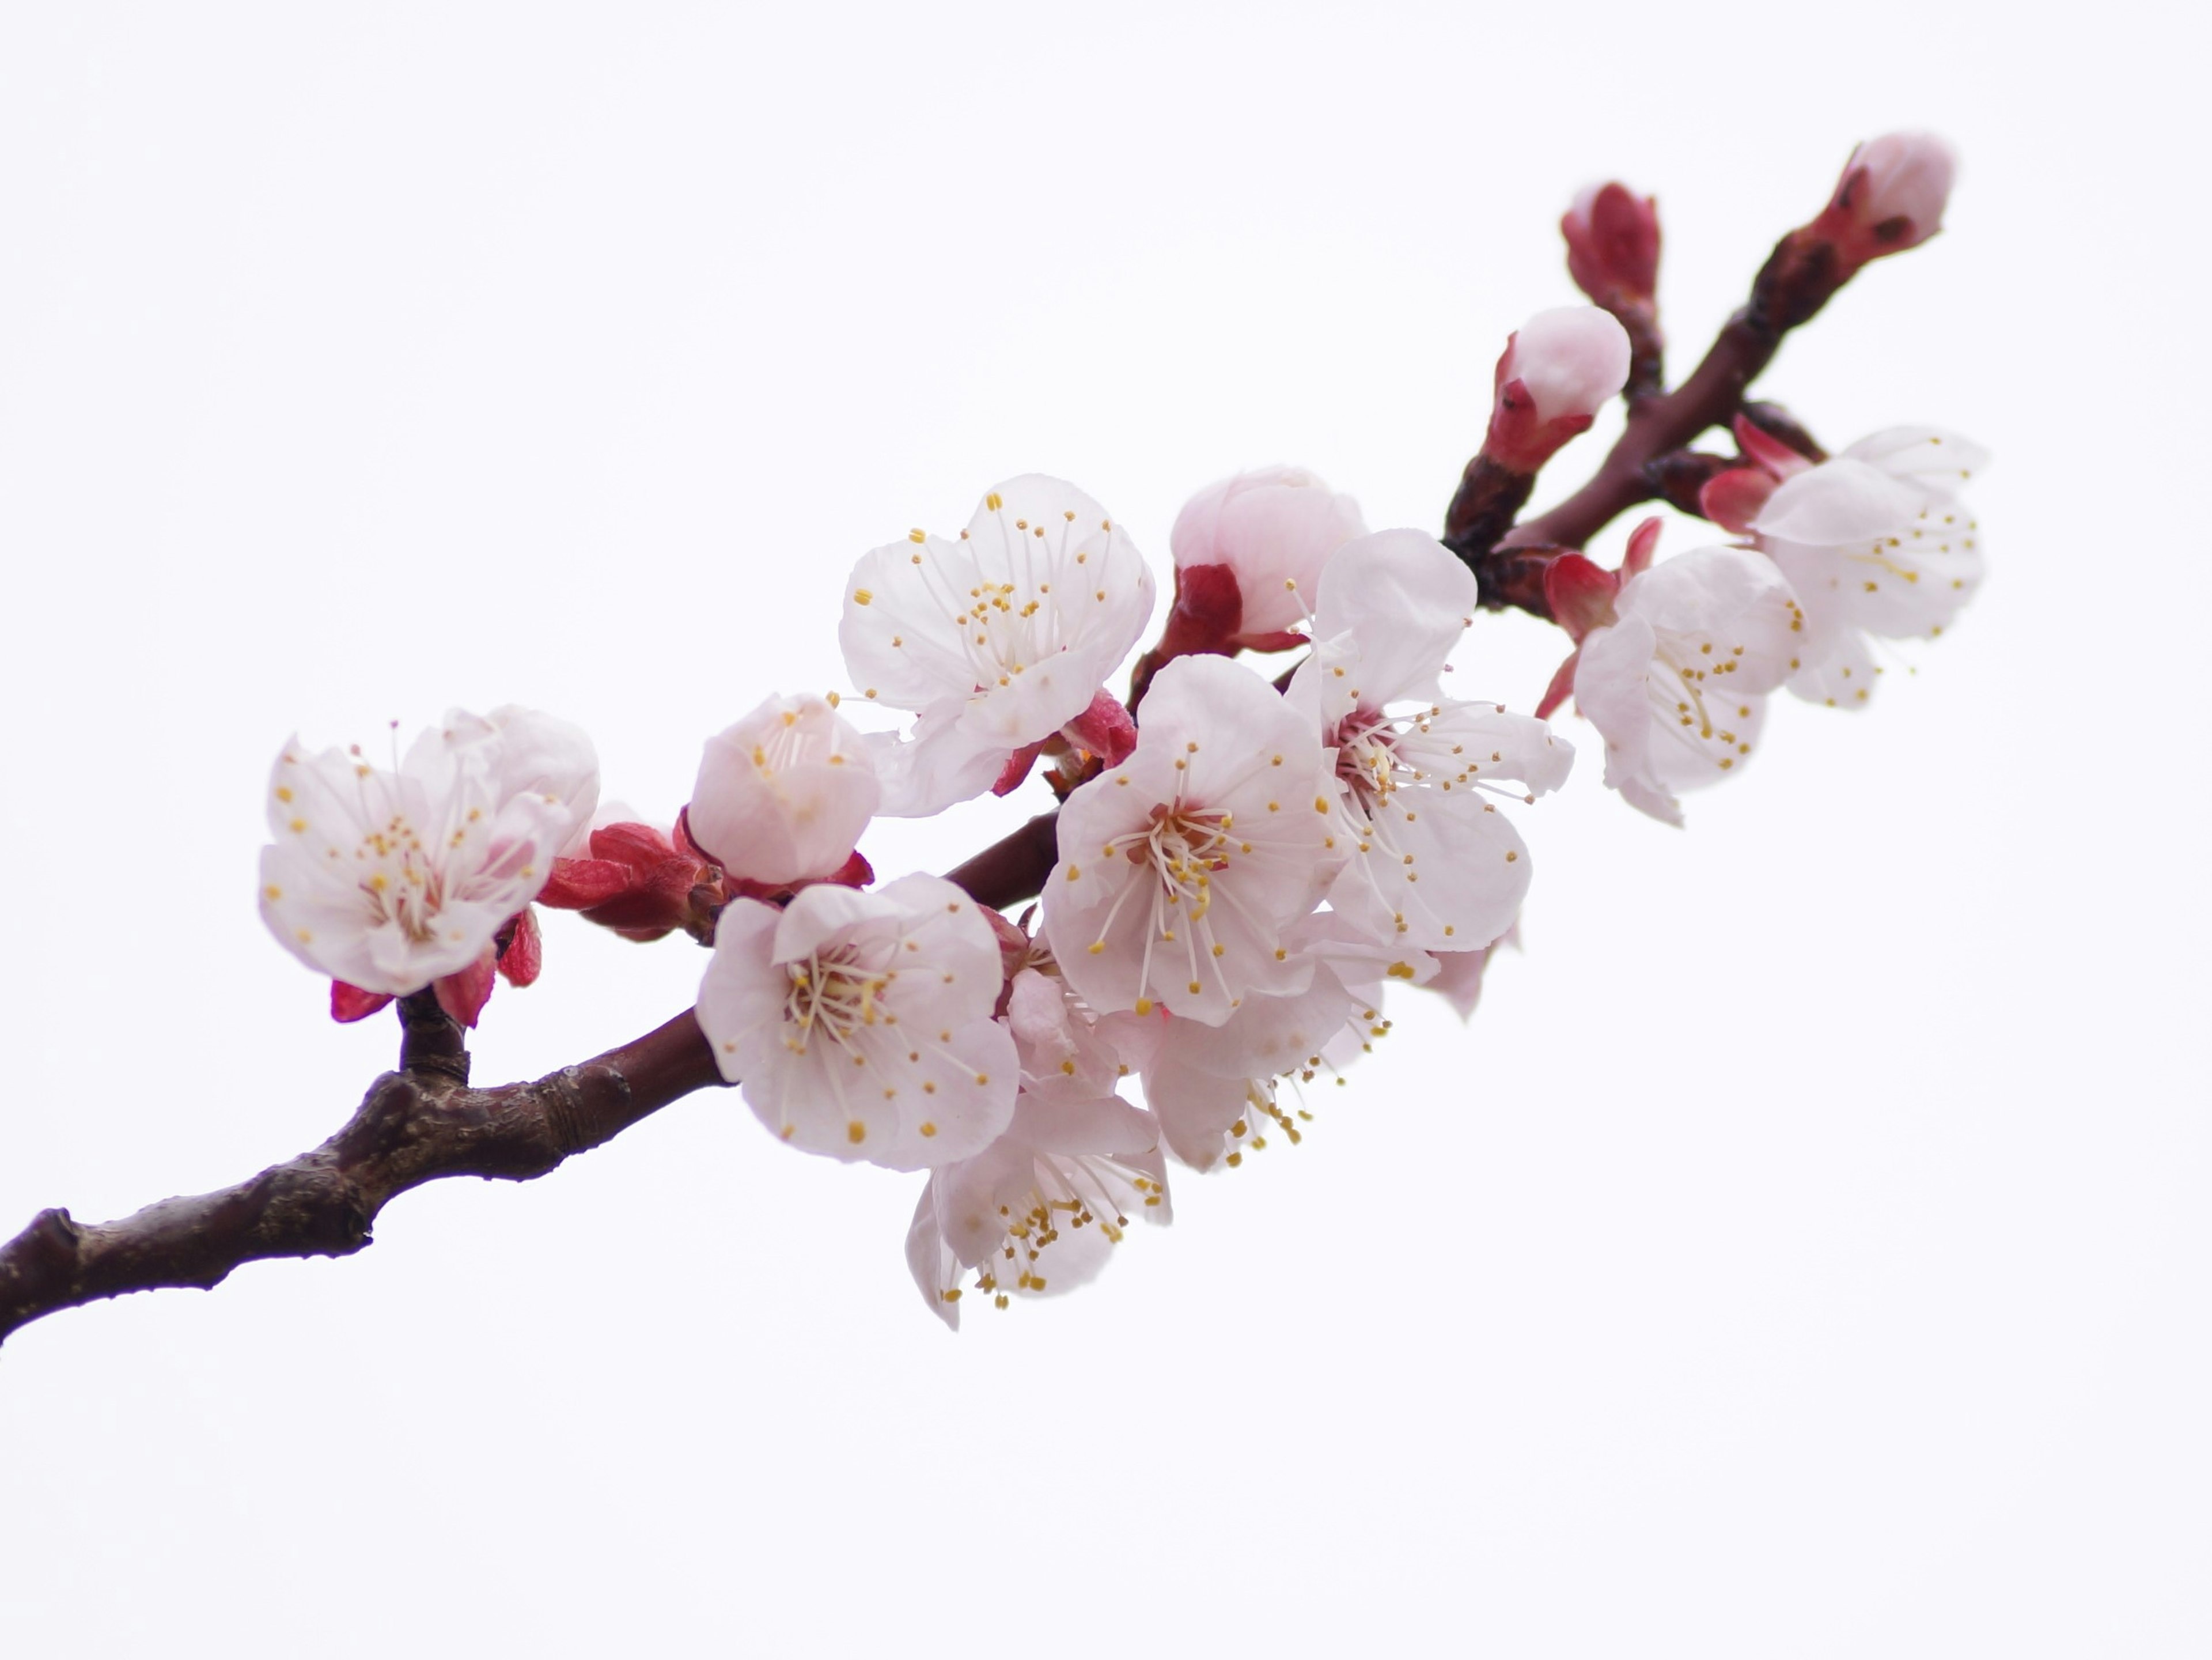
[1449,226,1861,618]
[0,999,725,1345]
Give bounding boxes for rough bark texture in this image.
[0,997,725,1343]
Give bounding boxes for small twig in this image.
[1451,224,1864,616]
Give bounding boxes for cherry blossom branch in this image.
[1450,171,1926,619]
[0,825,1069,1346]
[0,996,725,1345]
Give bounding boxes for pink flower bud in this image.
[1503,307,1633,425]
[1813,131,1956,265]
[1562,183,1660,307]
[1169,467,1366,636]
[1484,307,1631,472]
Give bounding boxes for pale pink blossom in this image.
[1569,546,1804,825]
[454,705,603,856]
[695,873,1016,1169]
[905,1091,1169,1328]
[1291,529,1572,953]
[1751,428,1988,708]
[839,476,1155,816]
[687,692,879,886]
[1041,654,1342,1025]
[1134,914,1421,1171]
[1169,467,1368,636]
[259,707,596,999]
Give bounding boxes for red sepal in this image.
[538,856,632,910]
[1621,516,1664,580]
[1534,649,1582,721]
[1699,468,1779,537]
[329,981,395,1023]
[498,906,543,987]
[1541,553,1620,643]
[992,742,1046,797]
[1063,691,1138,768]
[1733,412,1815,481]
[433,948,499,1028]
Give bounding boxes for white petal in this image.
[1753,458,1927,547]
[1310,529,1475,708]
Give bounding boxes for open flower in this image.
[1563,544,1804,825]
[1041,653,1341,1025]
[687,692,879,885]
[839,476,1156,816]
[1133,913,1419,1171]
[259,708,596,1015]
[1291,529,1572,953]
[1750,428,1988,708]
[695,872,1017,1169]
[905,1091,1169,1329]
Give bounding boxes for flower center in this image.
[783,947,889,1053]
[354,814,448,944]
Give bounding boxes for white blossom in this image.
[1134,914,1421,1171]
[1291,529,1572,952]
[905,1091,1169,1328]
[1751,428,1988,709]
[1041,654,1342,1024]
[839,475,1155,816]
[258,707,596,996]
[695,873,1016,1169]
[1571,546,1804,825]
[687,692,879,884]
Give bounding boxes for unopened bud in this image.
[1562,183,1660,308]
[1503,307,1631,426]
[1169,467,1366,636]
[1485,307,1631,472]
[1813,131,1956,267]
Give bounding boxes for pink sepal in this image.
[433,948,500,1028]
[1733,413,1815,481]
[498,907,543,988]
[1226,629,1313,654]
[1699,468,1778,536]
[1541,552,1620,643]
[992,742,1046,797]
[1534,649,1582,721]
[329,981,395,1023]
[1063,691,1138,767]
[1622,516,1664,579]
[538,856,632,910]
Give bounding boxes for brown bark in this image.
[0,997,725,1343]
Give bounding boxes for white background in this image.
[2,4,2204,1655]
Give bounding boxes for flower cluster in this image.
[249,130,1987,1330]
